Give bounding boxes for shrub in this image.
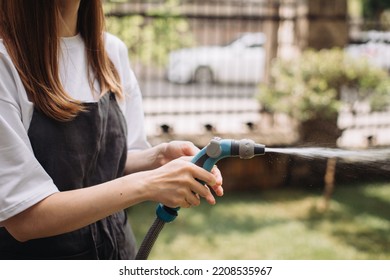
[105,0,194,66]
[258,48,390,123]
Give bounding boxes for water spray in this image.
[135,138,266,260]
[266,147,390,162]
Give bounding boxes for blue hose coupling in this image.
[156,203,180,223]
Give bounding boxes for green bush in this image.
[105,0,194,66]
[258,48,390,122]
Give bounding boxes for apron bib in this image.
[0,93,137,259]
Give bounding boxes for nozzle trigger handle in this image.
[156,139,229,222]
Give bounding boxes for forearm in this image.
[3,142,220,243]
[3,172,150,242]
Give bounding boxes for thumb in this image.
[181,141,200,156]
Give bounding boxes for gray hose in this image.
[135,218,166,260]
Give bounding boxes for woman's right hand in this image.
[140,156,219,208]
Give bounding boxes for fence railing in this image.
[104,0,389,147]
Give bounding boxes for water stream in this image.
[265,147,390,163]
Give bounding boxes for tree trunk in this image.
[298,116,341,148]
[298,116,341,212]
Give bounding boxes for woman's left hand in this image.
[158,141,199,164]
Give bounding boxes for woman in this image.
[0,0,223,259]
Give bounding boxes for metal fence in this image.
[125,1,273,144]
[106,0,390,147]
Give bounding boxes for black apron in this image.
[0,92,137,259]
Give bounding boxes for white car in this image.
[166,32,266,84]
[346,30,390,71]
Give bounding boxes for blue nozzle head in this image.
[192,138,266,171]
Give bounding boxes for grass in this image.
[127,181,390,260]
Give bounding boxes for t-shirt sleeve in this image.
[0,54,59,223]
[106,33,151,151]
[122,66,151,151]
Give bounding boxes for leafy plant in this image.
[105,0,194,66]
[361,0,390,20]
[258,48,390,123]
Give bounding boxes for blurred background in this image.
[103,0,390,259]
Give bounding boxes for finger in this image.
[180,141,200,156]
[183,198,192,208]
[185,163,217,205]
[181,156,195,162]
[191,165,217,190]
[190,182,216,205]
[185,192,201,207]
[211,166,224,196]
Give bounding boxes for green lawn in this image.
[127,181,390,260]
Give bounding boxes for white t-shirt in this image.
[0,33,150,222]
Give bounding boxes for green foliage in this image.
[362,0,390,19]
[258,48,390,122]
[105,0,194,66]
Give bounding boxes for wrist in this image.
[122,171,154,204]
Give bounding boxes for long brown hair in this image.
[0,0,122,121]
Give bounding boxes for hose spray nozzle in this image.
[156,138,266,223]
[192,137,266,171]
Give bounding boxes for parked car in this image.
[345,30,390,71]
[166,32,266,84]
